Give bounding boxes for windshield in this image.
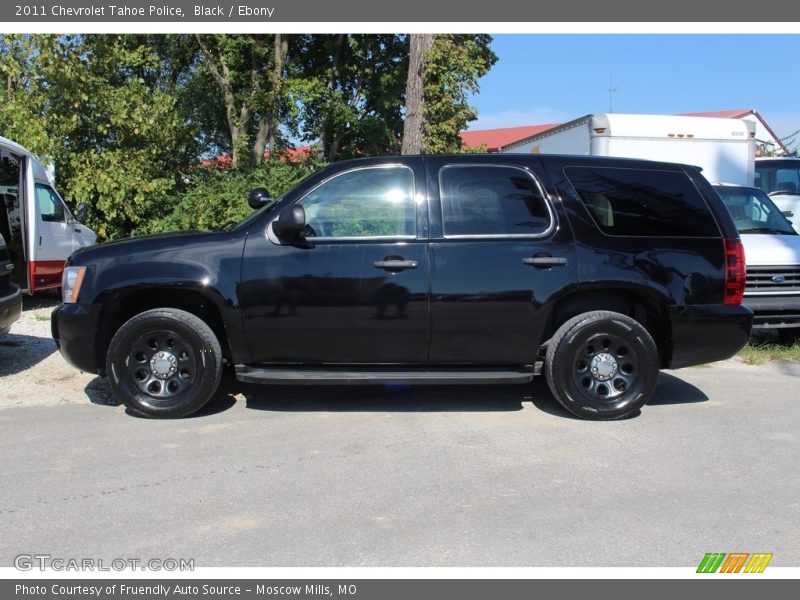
[755,161,800,195]
[715,186,797,235]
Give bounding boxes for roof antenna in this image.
[607,73,619,113]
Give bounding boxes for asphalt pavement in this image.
[1,359,798,568]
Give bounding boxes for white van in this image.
[0,136,96,293]
[714,183,800,340]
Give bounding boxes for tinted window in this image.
[35,184,66,223]
[754,162,800,195]
[440,165,551,236]
[565,166,718,237]
[299,167,415,238]
[714,186,796,235]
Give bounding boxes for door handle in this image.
[523,256,568,267]
[373,259,419,271]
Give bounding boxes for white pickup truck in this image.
[714,183,800,341]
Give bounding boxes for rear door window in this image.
[439,165,552,237]
[565,166,718,237]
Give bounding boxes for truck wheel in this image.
[545,311,659,420]
[106,308,223,418]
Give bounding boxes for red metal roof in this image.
[681,109,754,119]
[460,124,558,152]
[682,109,788,153]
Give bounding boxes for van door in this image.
[0,148,28,290]
[30,182,74,290]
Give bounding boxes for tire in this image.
[106,308,223,418]
[545,311,659,420]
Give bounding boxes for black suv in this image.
[0,232,22,336]
[52,155,752,420]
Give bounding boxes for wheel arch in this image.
[95,287,233,375]
[542,287,671,368]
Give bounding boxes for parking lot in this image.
[1,297,799,567]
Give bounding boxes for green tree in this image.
[423,35,497,154]
[194,34,289,169]
[0,34,197,239]
[289,34,408,162]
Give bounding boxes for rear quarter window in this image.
[564,166,719,237]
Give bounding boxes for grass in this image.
[34,312,51,322]
[738,340,800,365]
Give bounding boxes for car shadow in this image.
[0,334,57,376]
[646,371,710,405]
[83,375,237,418]
[22,291,60,311]
[234,368,530,413]
[83,368,709,420]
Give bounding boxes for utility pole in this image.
[607,73,619,113]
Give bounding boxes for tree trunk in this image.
[318,34,347,162]
[195,34,249,169]
[401,34,433,155]
[254,34,289,165]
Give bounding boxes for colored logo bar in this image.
[697,552,773,573]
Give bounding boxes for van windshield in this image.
[715,186,797,235]
[755,161,800,196]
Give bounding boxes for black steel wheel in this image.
[545,311,659,420]
[106,308,223,418]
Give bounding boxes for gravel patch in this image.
[0,291,117,409]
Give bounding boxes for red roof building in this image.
[461,109,789,155]
[460,124,558,152]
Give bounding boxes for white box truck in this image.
[502,113,756,186]
[0,136,97,293]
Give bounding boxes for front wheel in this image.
[106,308,223,418]
[545,311,659,420]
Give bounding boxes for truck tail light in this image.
[723,238,746,305]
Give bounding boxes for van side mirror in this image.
[782,210,794,218]
[273,205,306,238]
[75,203,88,224]
[248,187,271,209]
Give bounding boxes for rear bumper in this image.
[0,283,22,335]
[668,304,752,369]
[51,302,103,374]
[743,295,800,329]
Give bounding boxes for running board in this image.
[235,365,538,386]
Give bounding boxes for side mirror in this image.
[782,210,794,218]
[248,187,271,209]
[273,205,306,238]
[75,203,88,224]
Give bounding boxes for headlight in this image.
[62,266,87,303]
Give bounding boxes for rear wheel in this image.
[106,308,223,418]
[545,311,659,420]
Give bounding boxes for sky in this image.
[469,34,800,148]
